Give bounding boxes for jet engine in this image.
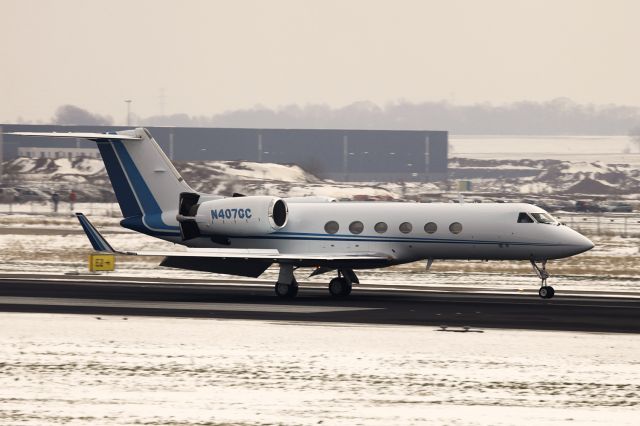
[176,193,288,240]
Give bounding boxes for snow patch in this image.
[1,314,638,426]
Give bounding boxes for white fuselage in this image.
[165,202,593,266]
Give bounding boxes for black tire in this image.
[275,279,299,298]
[342,282,352,296]
[547,286,555,299]
[275,282,289,297]
[538,287,549,299]
[329,277,346,297]
[288,283,299,298]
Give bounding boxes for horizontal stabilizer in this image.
[6,131,141,141]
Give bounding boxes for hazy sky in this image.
[2,0,639,124]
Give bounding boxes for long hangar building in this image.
[1,125,448,182]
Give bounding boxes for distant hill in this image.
[1,155,637,204]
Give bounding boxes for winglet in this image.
[75,213,115,253]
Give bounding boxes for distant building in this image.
[17,147,101,160]
[2,125,448,182]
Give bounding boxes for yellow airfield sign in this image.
[88,254,115,272]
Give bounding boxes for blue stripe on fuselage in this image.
[120,215,179,237]
[230,231,565,246]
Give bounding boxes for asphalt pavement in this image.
[0,277,638,333]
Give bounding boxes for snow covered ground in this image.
[1,313,638,425]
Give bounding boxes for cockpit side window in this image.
[531,212,556,224]
[517,212,534,223]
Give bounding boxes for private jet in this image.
[9,128,594,299]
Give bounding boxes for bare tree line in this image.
[40,99,640,135]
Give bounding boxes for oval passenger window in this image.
[349,221,364,234]
[399,222,412,234]
[374,222,388,233]
[449,222,463,234]
[424,222,437,234]
[324,221,339,234]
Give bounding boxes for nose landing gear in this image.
[329,277,352,297]
[531,259,555,299]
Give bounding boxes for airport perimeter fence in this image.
[0,202,638,237]
[0,202,120,217]
[554,212,640,237]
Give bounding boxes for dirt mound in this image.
[563,177,624,195]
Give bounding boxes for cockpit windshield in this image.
[517,212,534,223]
[531,212,556,224]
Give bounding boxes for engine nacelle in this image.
[191,196,288,236]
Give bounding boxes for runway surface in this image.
[0,276,639,333]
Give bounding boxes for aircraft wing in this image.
[76,213,393,276]
[6,131,141,141]
[130,249,389,262]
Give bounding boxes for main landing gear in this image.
[530,259,555,299]
[328,269,358,298]
[329,277,352,297]
[275,264,299,299]
[274,265,359,299]
[275,278,299,298]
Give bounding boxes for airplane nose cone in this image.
[574,233,595,254]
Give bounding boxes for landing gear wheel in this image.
[343,282,352,296]
[275,280,299,298]
[329,277,350,297]
[538,286,555,299]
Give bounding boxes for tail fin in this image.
[95,128,192,235]
[76,213,115,252]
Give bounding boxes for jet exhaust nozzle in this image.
[177,192,201,241]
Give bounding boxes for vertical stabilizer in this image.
[96,128,193,235]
